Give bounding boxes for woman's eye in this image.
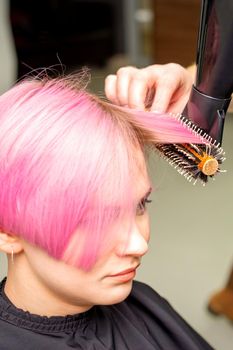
[136,198,152,216]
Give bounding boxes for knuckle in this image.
[166,62,182,71]
[156,73,175,88]
[130,71,149,84]
[105,74,115,84]
[116,66,135,77]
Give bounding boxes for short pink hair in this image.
[0,75,202,269]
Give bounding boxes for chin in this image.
[103,279,134,305]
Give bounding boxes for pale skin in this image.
[105,63,195,113]
[0,149,151,317]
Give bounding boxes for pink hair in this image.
[0,75,203,269]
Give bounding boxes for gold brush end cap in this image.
[201,158,219,176]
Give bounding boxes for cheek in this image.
[23,241,93,299]
[62,229,86,266]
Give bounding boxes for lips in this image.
[110,264,140,277]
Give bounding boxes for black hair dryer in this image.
[183,0,233,145]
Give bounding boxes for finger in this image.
[148,63,191,112]
[127,70,156,110]
[166,74,193,113]
[167,93,190,114]
[115,67,134,107]
[144,85,156,110]
[104,74,120,105]
[150,80,177,112]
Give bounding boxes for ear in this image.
[0,231,24,254]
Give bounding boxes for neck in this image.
[4,254,92,317]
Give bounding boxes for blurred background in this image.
[0,0,233,349]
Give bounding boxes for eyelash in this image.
[136,198,152,216]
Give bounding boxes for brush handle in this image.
[184,0,233,144]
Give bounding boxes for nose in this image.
[116,222,149,257]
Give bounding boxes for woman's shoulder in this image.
[106,280,215,350]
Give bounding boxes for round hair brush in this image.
[154,114,225,185]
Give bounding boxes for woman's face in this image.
[13,150,152,315]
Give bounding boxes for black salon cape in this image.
[0,278,214,350]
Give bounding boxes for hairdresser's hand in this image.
[105,63,194,113]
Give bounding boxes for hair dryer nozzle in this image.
[183,85,231,144]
